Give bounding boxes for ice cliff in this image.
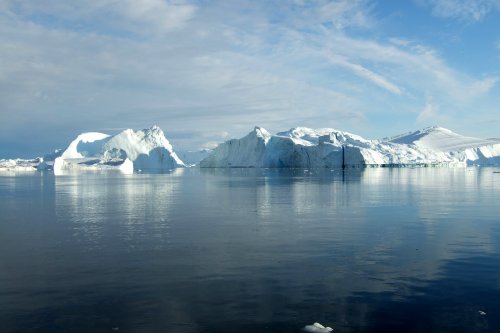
[200,126,500,168]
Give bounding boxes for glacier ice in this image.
[2,125,499,173]
[200,126,500,168]
[53,125,184,174]
[0,158,41,172]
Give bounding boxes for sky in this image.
[0,0,499,158]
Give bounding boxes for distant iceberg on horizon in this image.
[1,125,499,173]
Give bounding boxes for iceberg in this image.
[2,125,498,173]
[53,125,184,174]
[303,322,334,332]
[0,158,41,172]
[200,126,500,168]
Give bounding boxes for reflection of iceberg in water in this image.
[343,168,500,301]
[242,167,499,331]
[358,168,497,253]
[256,175,272,219]
[197,168,365,222]
[201,167,500,330]
[120,170,183,245]
[55,170,183,248]
[44,167,500,332]
[290,169,364,217]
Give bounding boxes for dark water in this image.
[1,168,500,333]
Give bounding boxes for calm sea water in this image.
[1,168,500,333]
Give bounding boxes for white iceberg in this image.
[0,158,40,172]
[53,125,184,174]
[3,125,498,173]
[303,322,334,332]
[200,126,500,168]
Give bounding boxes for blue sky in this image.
[0,0,499,158]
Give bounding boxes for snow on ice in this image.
[200,126,500,168]
[1,125,499,173]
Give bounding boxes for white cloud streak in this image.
[320,33,497,102]
[5,0,197,35]
[324,54,402,95]
[418,0,500,22]
[287,0,375,29]
[119,0,197,33]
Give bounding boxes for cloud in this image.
[468,77,498,96]
[118,0,197,33]
[388,38,412,47]
[4,0,197,35]
[289,0,375,29]
[417,97,438,123]
[324,53,402,95]
[321,34,497,101]
[0,11,361,151]
[418,0,500,22]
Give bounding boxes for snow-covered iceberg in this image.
[0,158,41,172]
[199,126,500,168]
[8,149,65,172]
[2,125,498,173]
[53,125,184,174]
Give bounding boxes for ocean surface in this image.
[1,168,500,333]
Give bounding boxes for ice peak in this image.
[147,124,163,133]
[253,126,271,140]
[421,126,451,133]
[387,126,497,152]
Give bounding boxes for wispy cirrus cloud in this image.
[417,0,500,22]
[285,0,375,29]
[324,53,402,95]
[118,0,197,33]
[417,96,442,124]
[322,34,497,101]
[5,0,197,35]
